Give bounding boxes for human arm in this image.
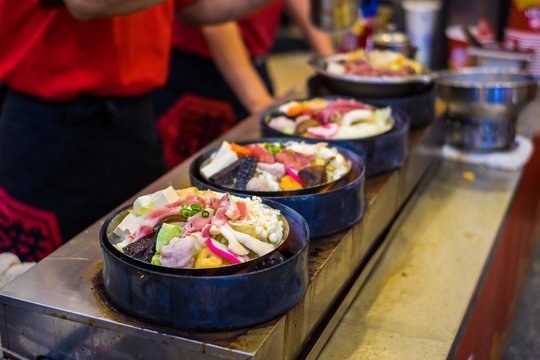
[201,22,274,115]
[177,0,276,27]
[284,0,334,56]
[62,0,168,20]
[62,0,275,23]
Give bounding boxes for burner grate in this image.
[444,112,517,152]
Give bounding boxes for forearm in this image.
[202,23,273,114]
[178,0,275,26]
[300,27,335,56]
[63,0,167,20]
[285,0,334,56]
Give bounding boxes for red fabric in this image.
[0,0,177,101]
[157,94,236,168]
[37,0,63,8]
[171,1,285,58]
[0,187,62,262]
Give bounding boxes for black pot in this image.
[100,200,309,331]
[260,98,409,177]
[190,138,365,238]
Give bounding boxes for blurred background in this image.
[267,0,518,96]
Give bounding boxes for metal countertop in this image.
[0,92,440,359]
[317,142,524,359]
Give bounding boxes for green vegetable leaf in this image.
[151,254,162,266]
[151,223,183,265]
[263,141,285,156]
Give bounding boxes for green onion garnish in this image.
[201,210,210,218]
[180,209,191,218]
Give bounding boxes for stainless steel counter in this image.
[0,96,438,359]
[317,158,522,360]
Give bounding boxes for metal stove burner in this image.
[444,112,517,152]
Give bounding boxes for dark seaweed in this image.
[123,235,155,261]
[209,160,240,185]
[122,214,187,263]
[236,156,258,190]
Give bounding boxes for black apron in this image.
[0,90,167,261]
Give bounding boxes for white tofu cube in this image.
[113,212,142,237]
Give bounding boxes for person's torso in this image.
[171,0,285,59]
[0,0,175,100]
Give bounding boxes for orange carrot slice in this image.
[230,143,252,157]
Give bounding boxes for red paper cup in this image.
[446,25,473,69]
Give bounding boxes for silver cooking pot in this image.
[437,67,537,151]
[372,32,416,59]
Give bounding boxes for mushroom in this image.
[298,166,327,187]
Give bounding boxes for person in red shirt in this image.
[154,0,334,167]
[0,0,278,262]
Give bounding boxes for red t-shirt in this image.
[0,0,192,101]
[172,1,285,59]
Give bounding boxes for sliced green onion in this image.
[213,207,219,216]
[191,203,202,212]
[201,210,210,218]
[180,209,191,218]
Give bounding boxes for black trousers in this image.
[0,90,167,261]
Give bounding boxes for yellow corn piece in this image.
[280,175,303,190]
[195,247,223,268]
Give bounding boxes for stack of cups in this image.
[402,0,442,67]
[505,0,540,75]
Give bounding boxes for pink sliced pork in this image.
[128,193,250,244]
[245,144,275,164]
[257,162,286,180]
[275,149,315,171]
[127,195,209,243]
[316,99,369,124]
[159,236,196,268]
[182,212,212,236]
